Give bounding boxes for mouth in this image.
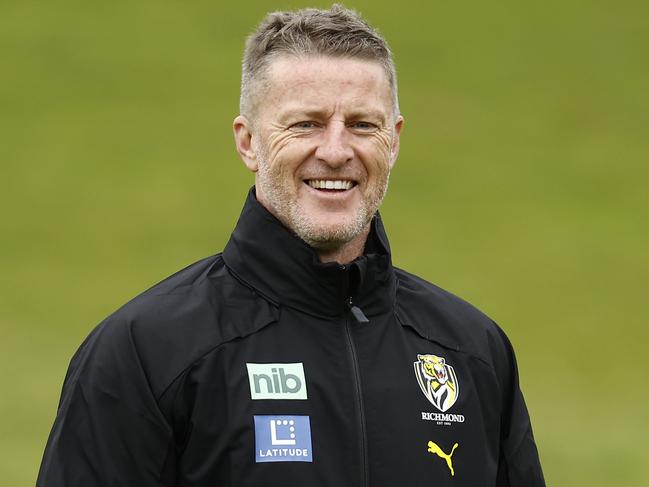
[305,179,357,191]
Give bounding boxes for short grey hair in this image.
[240,4,399,119]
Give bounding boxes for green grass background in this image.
[1,1,648,485]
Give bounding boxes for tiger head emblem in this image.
[418,354,450,384]
[414,354,459,412]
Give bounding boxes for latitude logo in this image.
[254,415,313,463]
[246,363,308,400]
[414,354,459,412]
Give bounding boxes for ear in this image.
[233,115,258,172]
[388,115,404,169]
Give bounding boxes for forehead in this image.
[259,55,392,118]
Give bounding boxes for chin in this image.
[290,211,370,250]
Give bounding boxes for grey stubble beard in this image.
[255,145,389,251]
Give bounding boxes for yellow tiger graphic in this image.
[414,354,459,412]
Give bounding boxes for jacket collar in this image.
[222,188,396,319]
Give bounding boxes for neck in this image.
[317,225,370,264]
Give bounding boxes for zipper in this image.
[344,296,369,487]
[348,296,369,323]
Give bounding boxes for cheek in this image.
[359,138,393,174]
[269,141,313,175]
[362,153,392,181]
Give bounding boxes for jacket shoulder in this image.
[86,254,278,399]
[394,267,511,365]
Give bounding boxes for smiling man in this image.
[234,51,403,263]
[37,5,545,487]
[233,54,402,263]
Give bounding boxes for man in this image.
[37,5,545,486]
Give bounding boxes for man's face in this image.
[235,55,403,250]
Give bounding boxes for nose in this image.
[314,121,354,167]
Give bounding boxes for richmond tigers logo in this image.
[414,354,459,412]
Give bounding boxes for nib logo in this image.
[246,363,308,400]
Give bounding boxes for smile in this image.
[306,179,356,190]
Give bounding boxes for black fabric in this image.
[222,188,395,318]
[37,189,545,487]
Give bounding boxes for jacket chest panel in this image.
[179,312,365,486]
[176,311,500,485]
[348,317,501,484]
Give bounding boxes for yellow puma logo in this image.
[427,441,459,476]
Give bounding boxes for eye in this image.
[349,121,378,131]
[290,121,318,130]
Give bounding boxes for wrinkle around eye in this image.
[370,127,396,151]
[265,128,306,153]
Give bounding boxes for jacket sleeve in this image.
[36,314,175,487]
[492,325,546,487]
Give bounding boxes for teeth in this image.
[307,180,354,190]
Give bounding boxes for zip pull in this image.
[348,297,369,323]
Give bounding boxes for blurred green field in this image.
[1,1,648,485]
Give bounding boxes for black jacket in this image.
[37,189,545,486]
